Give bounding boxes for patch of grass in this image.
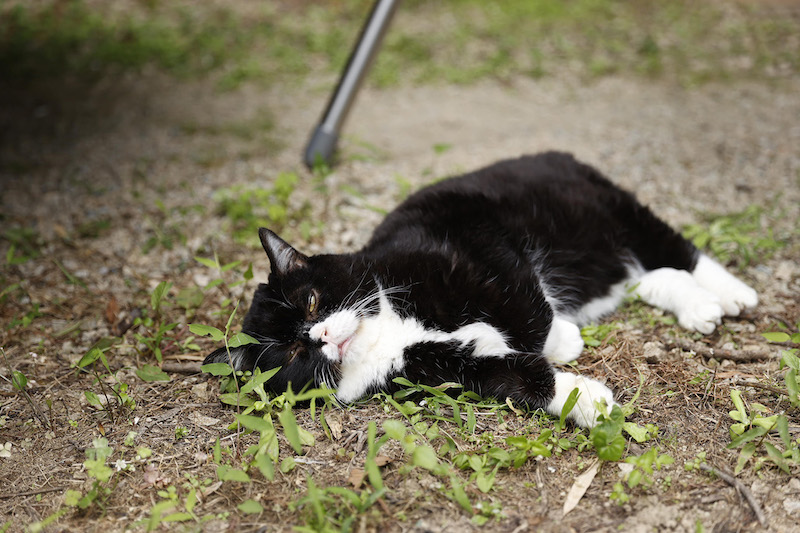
[683,205,785,269]
[1,1,796,89]
[214,172,315,244]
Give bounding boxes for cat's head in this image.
[203,228,378,396]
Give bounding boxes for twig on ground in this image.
[0,486,65,500]
[699,463,767,527]
[668,338,773,362]
[161,361,201,374]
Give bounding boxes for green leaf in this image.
[162,512,193,523]
[280,456,295,473]
[734,442,757,475]
[560,387,580,428]
[278,407,303,454]
[189,323,225,341]
[136,364,171,382]
[217,465,250,482]
[64,490,82,507]
[297,426,315,447]
[763,442,790,473]
[590,420,626,462]
[150,281,172,312]
[476,468,496,493]
[382,419,407,441]
[622,422,649,443]
[84,390,102,408]
[365,455,384,490]
[412,445,439,471]
[449,476,472,512]
[236,414,271,433]
[194,256,219,269]
[201,363,233,376]
[762,332,791,343]
[76,347,102,369]
[237,499,264,514]
[228,332,259,348]
[11,370,27,391]
[240,367,281,394]
[220,393,256,407]
[727,425,769,449]
[254,453,274,481]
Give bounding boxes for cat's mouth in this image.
[337,336,354,362]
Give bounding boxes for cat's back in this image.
[366,151,625,251]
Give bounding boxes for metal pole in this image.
[303,0,400,169]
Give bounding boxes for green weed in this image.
[2,0,796,90]
[214,172,313,244]
[682,205,784,269]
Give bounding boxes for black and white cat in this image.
[205,152,757,427]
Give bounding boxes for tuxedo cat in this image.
[204,151,758,427]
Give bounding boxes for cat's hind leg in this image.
[634,267,725,334]
[692,254,758,316]
[542,316,584,364]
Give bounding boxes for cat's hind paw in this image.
[676,291,725,335]
[543,317,584,364]
[546,372,616,428]
[692,254,758,317]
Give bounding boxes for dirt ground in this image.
[1,27,800,533]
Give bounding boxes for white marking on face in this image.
[315,292,514,402]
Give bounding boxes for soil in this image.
[1,51,799,533]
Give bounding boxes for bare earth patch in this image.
[1,57,799,533]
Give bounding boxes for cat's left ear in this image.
[259,228,308,276]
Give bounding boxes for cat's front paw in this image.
[547,372,616,428]
[543,317,584,364]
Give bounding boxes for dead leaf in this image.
[374,455,392,467]
[563,459,600,516]
[105,296,120,325]
[143,464,170,487]
[189,412,219,427]
[348,468,366,488]
[326,411,343,440]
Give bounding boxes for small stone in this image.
[643,340,666,363]
[783,499,800,516]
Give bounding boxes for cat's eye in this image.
[307,290,318,315]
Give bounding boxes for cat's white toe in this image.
[543,317,584,364]
[546,372,616,428]
[677,297,724,334]
[717,285,758,317]
[692,254,758,317]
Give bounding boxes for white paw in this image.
[693,255,758,316]
[676,289,725,334]
[543,317,585,364]
[546,372,617,428]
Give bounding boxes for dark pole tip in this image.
[303,125,338,170]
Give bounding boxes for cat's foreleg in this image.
[544,371,617,428]
[542,316,584,364]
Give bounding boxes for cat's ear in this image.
[258,228,308,276]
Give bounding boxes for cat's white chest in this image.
[329,293,513,402]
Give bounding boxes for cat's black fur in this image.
[204,151,702,421]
